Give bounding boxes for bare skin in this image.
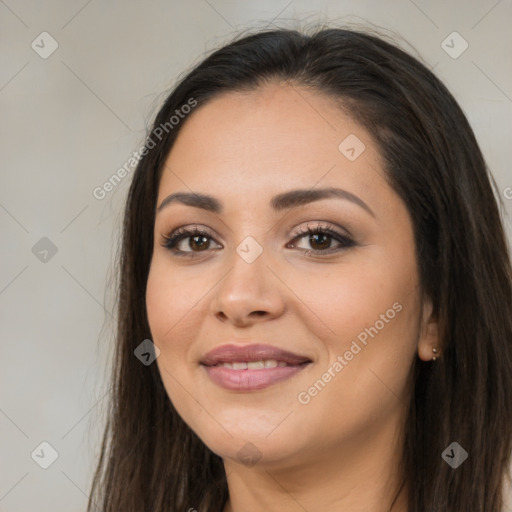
[145,81,439,512]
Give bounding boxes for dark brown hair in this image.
[87,26,512,511]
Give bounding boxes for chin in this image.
[190,417,307,469]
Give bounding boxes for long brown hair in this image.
[87,25,512,511]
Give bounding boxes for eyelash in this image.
[161,223,356,258]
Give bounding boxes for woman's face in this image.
[146,82,437,470]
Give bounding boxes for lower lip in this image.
[202,364,308,391]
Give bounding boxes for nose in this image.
[211,245,286,327]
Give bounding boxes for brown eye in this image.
[289,224,355,255]
[187,234,210,251]
[162,227,221,257]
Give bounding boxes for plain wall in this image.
[1,0,511,510]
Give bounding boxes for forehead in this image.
[158,82,389,212]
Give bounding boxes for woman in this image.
[87,26,512,511]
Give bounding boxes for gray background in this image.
[1,1,511,510]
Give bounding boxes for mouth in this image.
[200,343,312,391]
[210,359,302,369]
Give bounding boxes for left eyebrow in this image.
[156,186,375,218]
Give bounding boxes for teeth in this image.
[247,361,265,370]
[220,359,285,370]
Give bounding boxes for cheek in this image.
[295,300,419,447]
[145,258,205,351]
[145,255,219,418]
[287,256,416,347]
[290,256,420,414]
[145,259,206,427]
[327,306,418,416]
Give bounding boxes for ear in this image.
[417,296,441,361]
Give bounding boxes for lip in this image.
[200,343,312,391]
[201,343,311,366]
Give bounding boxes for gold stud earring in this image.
[432,347,438,361]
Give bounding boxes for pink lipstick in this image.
[200,343,311,391]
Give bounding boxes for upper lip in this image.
[200,343,312,366]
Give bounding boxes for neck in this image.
[222,410,408,512]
